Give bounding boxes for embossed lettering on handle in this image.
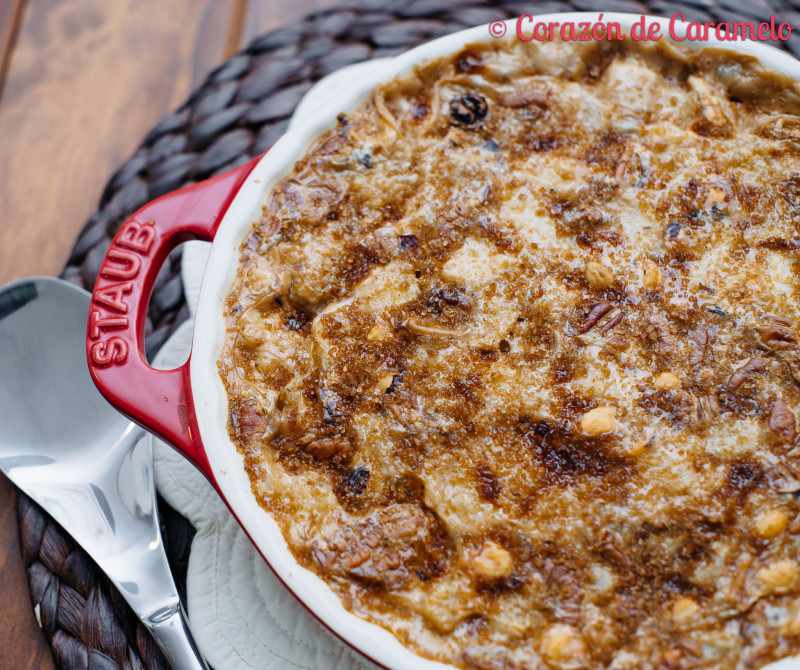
[89,222,157,366]
[86,156,261,483]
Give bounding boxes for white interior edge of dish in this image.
[191,13,800,670]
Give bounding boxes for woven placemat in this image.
[16,0,800,668]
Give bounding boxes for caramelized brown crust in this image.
[220,36,800,669]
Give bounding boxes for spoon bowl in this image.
[0,276,206,670]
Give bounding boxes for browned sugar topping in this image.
[220,36,800,670]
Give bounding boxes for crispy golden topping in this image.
[221,35,800,670]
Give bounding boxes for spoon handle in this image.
[143,601,210,670]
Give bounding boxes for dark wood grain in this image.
[0,0,246,288]
[0,0,317,667]
[0,0,25,94]
[0,476,54,670]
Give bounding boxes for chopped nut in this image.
[235,402,268,444]
[311,504,437,590]
[758,559,798,592]
[773,462,800,494]
[642,262,662,289]
[599,310,624,334]
[370,229,398,256]
[688,75,732,131]
[574,302,612,335]
[501,89,548,108]
[665,221,688,246]
[377,373,396,393]
[704,186,727,210]
[756,509,788,538]
[673,390,698,425]
[661,649,683,669]
[756,323,797,350]
[786,606,800,635]
[647,313,679,361]
[689,324,714,372]
[387,402,423,433]
[671,597,699,625]
[614,143,634,186]
[705,390,720,417]
[597,529,629,567]
[769,398,797,443]
[605,335,630,351]
[541,624,588,666]
[473,541,513,579]
[367,322,391,342]
[580,406,616,435]
[450,93,489,126]
[726,357,769,392]
[627,434,655,457]
[305,437,350,460]
[654,372,681,390]
[585,261,614,288]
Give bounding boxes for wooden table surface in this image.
[0,1,338,667]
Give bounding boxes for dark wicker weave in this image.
[16,0,800,667]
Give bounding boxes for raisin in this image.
[286,310,311,330]
[386,372,404,394]
[534,419,551,437]
[343,466,370,497]
[666,221,682,237]
[482,137,500,152]
[352,148,372,168]
[450,93,488,126]
[440,289,461,305]
[399,234,418,250]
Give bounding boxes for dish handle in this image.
[86,156,261,482]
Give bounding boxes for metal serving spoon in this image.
[0,276,207,670]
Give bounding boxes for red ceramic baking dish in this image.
[86,13,800,670]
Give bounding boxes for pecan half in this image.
[605,335,630,350]
[500,89,548,109]
[597,529,629,568]
[387,401,424,433]
[769,398,797,443]
[674,391,697,425]
[600,310,624,334]
[305,437,351,460]
[726,357,769,392]
[311,504,441,590]
[647,313,679,360]
[235,402,268,444]
[689,324,715,371]
[673,391,718,426]
[614,144,634,187]
[757,324,797,351]
[574,302,613,335]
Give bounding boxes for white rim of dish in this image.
[191,13,800,670]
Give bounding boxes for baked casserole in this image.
[219,35,800,669]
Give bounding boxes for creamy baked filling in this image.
[219,36,800,669]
